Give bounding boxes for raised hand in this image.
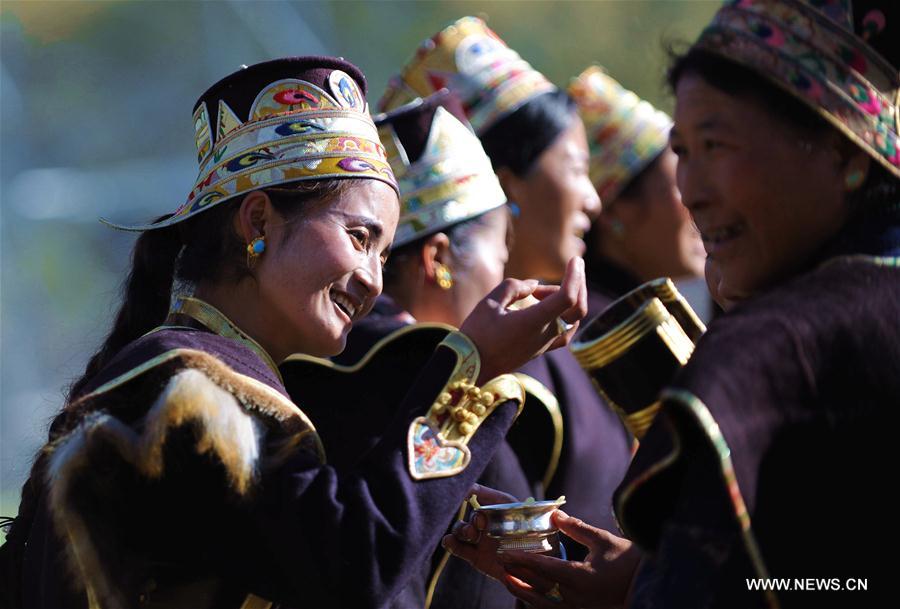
[460,257,587,384]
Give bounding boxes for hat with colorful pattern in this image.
[376,90,506,248]
[378,16,556,135]
[106,56,398,231]
[693,0,899,179]
[569,66,673,203]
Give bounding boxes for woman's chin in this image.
[296,332,346,359]
[320,336,347,358]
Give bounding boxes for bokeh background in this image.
[0,0,719,530]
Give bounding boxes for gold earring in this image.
[434,263,454,290]
[246,235,266,267]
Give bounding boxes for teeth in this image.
[703,224,743,243]
[331,292,357,319]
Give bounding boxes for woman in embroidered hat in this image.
[569,66,706,319]
[380,17,633,559]
[444,1,900,607]
[314,90,537,609]
[3,57,590,609]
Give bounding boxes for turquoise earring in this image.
[845,170,865,190]
[246,236,266,266]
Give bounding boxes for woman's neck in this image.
[597,238,647,283]
[191,281,286,363]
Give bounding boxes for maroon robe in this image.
[13,324,521,609]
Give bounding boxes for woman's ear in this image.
[495,166,526,205]
[235,190,271,243]
[420,232,451,283]
[823,129,871,177]
[594,199,637,239]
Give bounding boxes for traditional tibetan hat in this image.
[378,16,556,135]
[375,90,507,248]
[691,0,899,179]
[569,66,672,203]
[106,56,398,231]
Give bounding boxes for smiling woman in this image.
[380,18,632,559]
[1,56,588,609]
[191,179,399,361]
[444,2,900,608]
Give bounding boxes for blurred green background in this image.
[0,0,718,533]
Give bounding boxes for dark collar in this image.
[585,256,643,300]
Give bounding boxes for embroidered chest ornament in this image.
[407,332,524,480]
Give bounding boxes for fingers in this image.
[488,278,540,309]
[530,284,560,300]
[442,533,507,581]
[529,257,585,321]
[577,273,588,318]
[443,533,477,559]
[501,560,557,592]
[544,319,580,352]
[503,574,575,609]
[469,482,518,507]
[552,510,620,552]
[451,520,481,544]
[560,260,588,324]
[498,549,585,588]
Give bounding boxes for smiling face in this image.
[603,147,706,281]
[254,179,399,358]
[446,206,510,325]
[505,118,600,282]
[670,72,850,301]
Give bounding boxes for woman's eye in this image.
[703,139,722,152]
[349,229,368,248]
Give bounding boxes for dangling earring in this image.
[845,170,865,190]
[434,263,454,290]
[610,219,626,239]
[246,235,266,267]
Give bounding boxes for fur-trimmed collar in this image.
[44,349,322,609]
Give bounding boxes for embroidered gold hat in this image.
[106,57,398,231]
[375,91,507,247]
[569,66,673,203]
[692,0,899,179]
[378,16,556,135]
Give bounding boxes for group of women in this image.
[2,1,898,608]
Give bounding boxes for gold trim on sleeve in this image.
[817,254,900,269]
[513,373,564,491]
[424,500,469,609]
[408,332,524,480]
[615,389,779,609]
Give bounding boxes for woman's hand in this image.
[442,484,517,581]
[460,257,587,384]
[444,499,642,609]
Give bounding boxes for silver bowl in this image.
[475,497,566,553]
